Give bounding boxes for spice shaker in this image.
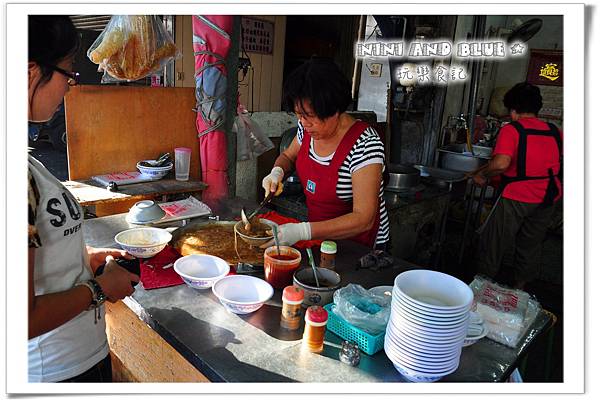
[319,241,337,270]
[280,285,304,330]
[339,340,361,366]
[302,305,328,353]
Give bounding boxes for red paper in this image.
[139,245,184,290]
[257,211,323,249]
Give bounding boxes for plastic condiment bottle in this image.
[320,241,337,270]
[302,305,328,353]
[280,286,305,330]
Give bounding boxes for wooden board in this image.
[105,300,210,382]
[64,85,201,181]
[63,179,208,206]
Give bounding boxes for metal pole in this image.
[466,16,487,147]
[458,179,476,265]
[351,15,366,102]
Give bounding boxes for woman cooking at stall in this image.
[262,58,389,250]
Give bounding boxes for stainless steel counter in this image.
[83,197,553,383]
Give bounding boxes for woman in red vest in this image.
[471,82,562,289]
[262,59,389,250]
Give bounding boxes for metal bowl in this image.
[233,219,277,247]
[387,164,421,190]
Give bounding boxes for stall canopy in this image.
[192,15,233,203]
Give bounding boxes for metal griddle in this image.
[169,219,266,267]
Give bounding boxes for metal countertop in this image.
[83,197,552,383]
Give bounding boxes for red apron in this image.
[295,121,380,248]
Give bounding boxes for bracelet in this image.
[75,279,106,324]
[75,281,96,310]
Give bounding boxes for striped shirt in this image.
[297,121,390,246]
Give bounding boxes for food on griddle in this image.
[173,224,264,265]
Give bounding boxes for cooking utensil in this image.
[306,248,320,288]
[386,164,421,190]
[272,225,281,255]
[240,206,250,226]
[247,191,276,221]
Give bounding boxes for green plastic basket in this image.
[324,303,385,355]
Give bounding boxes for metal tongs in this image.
[240,190,277,227]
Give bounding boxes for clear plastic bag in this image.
[233,105,274,161]
[87,15,181,83]
[332,284,391,335]
[469,275,541,348]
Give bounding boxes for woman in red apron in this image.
[261,59,389,250]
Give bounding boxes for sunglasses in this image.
[47,65,80,86]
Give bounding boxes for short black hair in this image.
[283,58,352,120]
[503,82,543,115]
[29,15,80,84]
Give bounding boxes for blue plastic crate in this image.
[324,303,385,355]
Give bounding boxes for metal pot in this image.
[386,164,420,190]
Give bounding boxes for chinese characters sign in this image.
[526,49,563,86]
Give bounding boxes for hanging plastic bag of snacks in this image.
[87,15,181,83]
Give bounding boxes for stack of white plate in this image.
[384,269,474,382]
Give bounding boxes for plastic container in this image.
[174,147,191,181]
[320,240,337,270]
[263,246,301,289]
[302,305,328,353]
[280,286,304,330]
[323,303,385,355]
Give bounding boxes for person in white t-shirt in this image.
[28,15,139,382]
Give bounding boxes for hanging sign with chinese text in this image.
[526,49,563,86]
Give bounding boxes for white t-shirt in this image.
[28,156,108,382]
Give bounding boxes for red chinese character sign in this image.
[526,49,563,86]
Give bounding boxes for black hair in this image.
[503,82,543,115]
[29,15,80,85]
[283,58,352,120]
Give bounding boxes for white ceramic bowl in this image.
[212,275,273,314]
[385,331,460,360]
[393,291,472,317]
[137,161,173,179]
[388,317,468,343]
[385,344,460,373]
[391,360,459,383]
[391,300,470,327]
[174,254,230,290]
[393,270,474,311]
[126,200,166,224]
[114,227,172,258]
